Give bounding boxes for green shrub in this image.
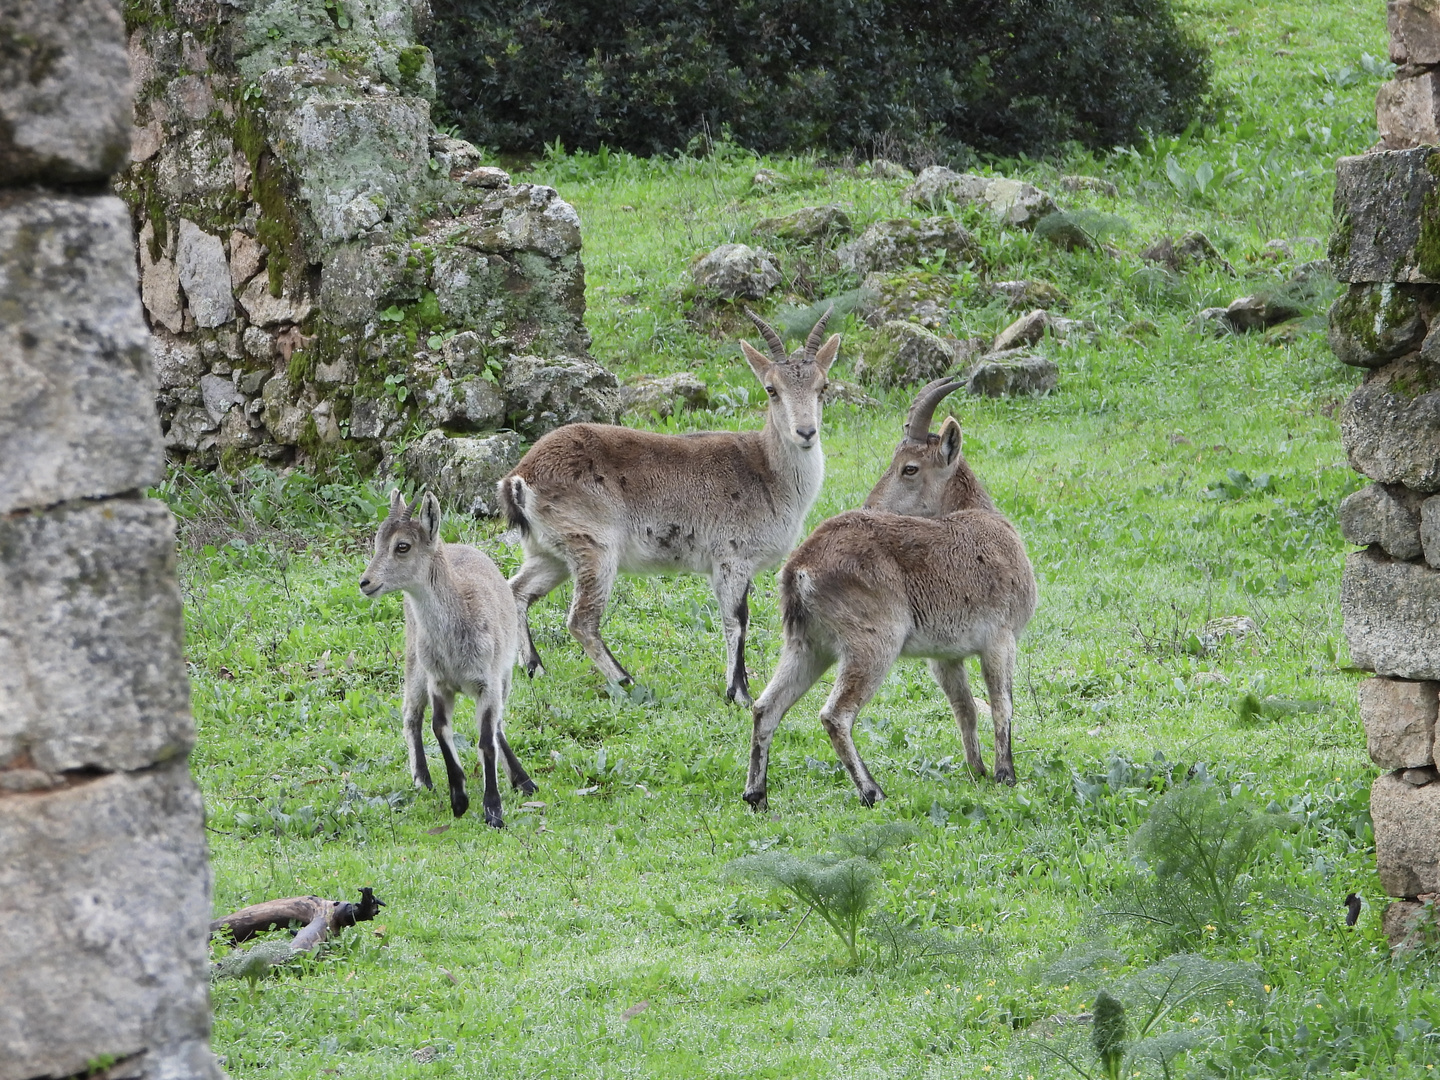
[428,0,1211,160]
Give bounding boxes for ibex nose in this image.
[795,426,817,442]
[359,576,372,591]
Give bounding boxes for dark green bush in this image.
[428,0,1211,160]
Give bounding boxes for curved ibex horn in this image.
[803,305,834,363]
[904,376,963,442]
[743,307,787,364]
[402,493,422,522]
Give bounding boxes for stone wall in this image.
[1329,0,1440,944]
[120,0,618,486]
[0,1,222,1077]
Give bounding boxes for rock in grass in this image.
[902,166,989,210]
[965,350,1058,397]
[621,373,709,417]
[858,271,957,329]
[868,158,912,180]
[1197,294,1304,335]
[690,243,782,300]
[1059,175,1119,196]
[822,380,880,408]
[1141,230,1234,274]
[992,309,1050,352]
[982,178,1057,229]
[988,279,1069,311]
[753,205,852,243]
[854,321,978,388]
[838,218,984,275]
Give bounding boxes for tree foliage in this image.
[428,0,1211,159]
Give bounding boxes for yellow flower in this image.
[1264,985,1272,993]
[976,994,983,1001]
[925,989,931,995]
[929,889,936,895]
[1227,1000,1234,1007]
[987,979,996,987]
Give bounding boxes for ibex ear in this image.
[938,417,963,465]
[812,333,841,375]
[739,340,772,382]
[418,492,442,543]
[387,488,406,519]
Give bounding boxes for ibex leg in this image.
[401,631,431,789]
[743,640,828,811]
[712,565,755,705]
[475,693,505,828]
[979,632,1018,785]
[819,641,900,807]
[928,658,987,779]
[565,544,633,686]
[430,690,469,818]
[510,552,569,677]
[494,687,537,795]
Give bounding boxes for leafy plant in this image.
[728,824,913,966]
[1032,951,1264,1080]
[1126,782,1289,940]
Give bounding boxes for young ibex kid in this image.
[498,309,840,704]
[743,377,1037,809]
[360,490,534,828]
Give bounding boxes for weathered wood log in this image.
[210,887,384,946]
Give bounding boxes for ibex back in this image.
[360,490,534,828]
[744,378,1037,809]
[498,310,839,703]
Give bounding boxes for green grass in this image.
[176,2,1440,1076]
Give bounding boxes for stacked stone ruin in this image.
[0,1,223,1077]
[1329,0,1440,944]
[121,0,619,506]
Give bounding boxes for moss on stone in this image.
[397,45,429,85]
[1328,209,1353,268]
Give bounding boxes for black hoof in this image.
[525,657,545,678]
[516,777,539,795]
[415,773,433,791]
[995,769,1017,786]
[742,789,767,812]
[857,787,884,808]
[483,804,505,829]
[449,788,470,818]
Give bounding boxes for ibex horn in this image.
[402,493,422,522]
[803,305,834,363]
[743,307,787,364]
[904,376,963,442]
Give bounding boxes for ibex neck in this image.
[402,548,458,626]
[760,411,825,510]
[942,466,997,515]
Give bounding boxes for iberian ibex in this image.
[360,490,534,827]
[498,309,840,703]
[743,377,1037,809]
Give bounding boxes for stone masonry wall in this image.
[119,0,618,498]
[1329,0,1440,944]
[0,1,223,1077]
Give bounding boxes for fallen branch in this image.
[210,887,385,982]
[211,886,385,946]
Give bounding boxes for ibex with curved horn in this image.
[743,377,1037,809]
[499,309,840,703]
[360,490,534,827]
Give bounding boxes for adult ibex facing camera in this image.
[498,309,840,704]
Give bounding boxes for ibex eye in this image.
[902,464,920,476]
[766,386,778,398]
[395,542,411,553]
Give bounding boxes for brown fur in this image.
[499,317,839,703]
[744,381,1037,809]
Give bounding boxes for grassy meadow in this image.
[176,1,1440,1075]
